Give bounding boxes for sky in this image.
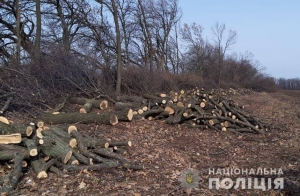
[178,0,300,79]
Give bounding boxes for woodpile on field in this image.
[114,88,267,134]
[211,88,255,96]
[0,87,268,193]
[0,117,142,194]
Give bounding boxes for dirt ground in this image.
[1,90,300,196]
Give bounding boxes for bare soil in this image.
[1,90,300,196]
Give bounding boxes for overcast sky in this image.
[178,0,300,79]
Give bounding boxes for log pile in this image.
[44,96,133,125]
[115,88,267,134]
[0,117,143,194]
[211,88,255,96]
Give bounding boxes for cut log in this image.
[108,140,132,147]
[208,119,220,126]
[36,127,43,138]
[80,102,93,113]
[0,153,25,194]
[165,107,187,124]
[177,101,184,108]
[154,93,167,98]
[31,157,56,179]
[99,100,108,110]
[39,136,73,164]
[115,108,133,121]
[68,97,108,110]
[213,113,264,134]
[115,102,140,111]
[201,120,221,132]
[44,112,118,125]
[26,125,35,136]
[114,147,127,155]
[70,130,110,163]
[200,102,206,108]
[142,94,167,105]
[0,97,13,114]
[93,148,143,170]
[67,156,79,165]
[22,160,28,167]
[41,127,77,149]
[138,108,164,119]
[0,122,33,137]
[46,126,72,137]
[137,109,144,114]
[0,133,21,144]
[68,125,77,133]
[72,150,90,165]
[0,150,29,161]
[22,138,38,156]
[37,121,44,128]
[49,166,63,177]
[82,137,110,148]
[0,116,9,124]
[164,106,175,115]
[69,138,77,148]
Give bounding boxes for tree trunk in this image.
[111,0,122,94]
[44,112,118,125]
[35,0,41,65]
[16,0,21,65]
[56,0,70,50]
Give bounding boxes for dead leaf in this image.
[78,181,86,189]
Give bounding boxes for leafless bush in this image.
[122,66,167,94]
[34,47,97,96]
[122,65,204,94]
[250,74,278,92]
[0,64,52,114]
[0,46,114,115]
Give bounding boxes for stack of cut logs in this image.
[0,116,143,193]
[114,88,267,134]
[42,88,266,133]
[211,88,255,96]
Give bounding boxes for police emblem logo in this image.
[178,167,201,190]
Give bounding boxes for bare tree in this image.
[212,22,237,88]
[152,0,181,71]
[136,0,155,71]
[56,0,70,50]
[35,0,41,64]
[181,23,212,85]
[96,0,123,94]
[43,0,89,51]
[117,0,136,65]
[167,22,182,74]
[0,0,35,64]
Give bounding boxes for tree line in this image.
[0,0,290,95]
[276,78,300,90]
